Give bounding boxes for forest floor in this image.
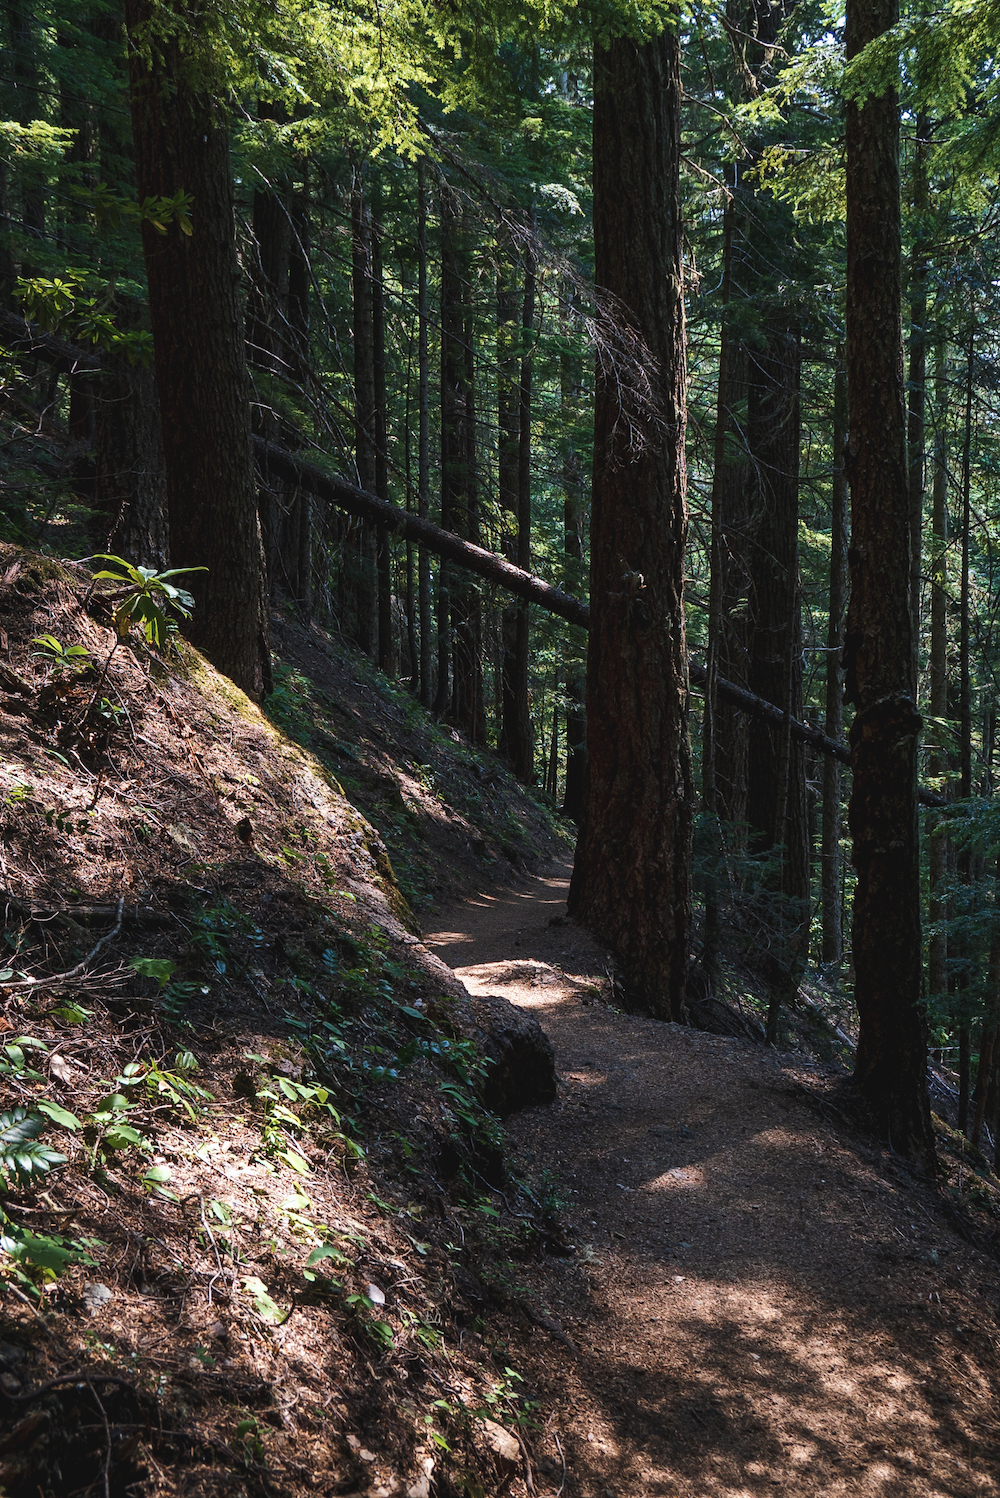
[4,541,1000,1498]
[427,864,1000,1498]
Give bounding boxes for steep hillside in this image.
[0,546,570,1498]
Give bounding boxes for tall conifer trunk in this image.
[351,166,378,656]
[821,355,848,969]
[416,161,433,706]
[844,0,934,1168]
[561,287,587,823]
[125,0,269,699]
[927,338,949,1011]
[569,28,692,1019]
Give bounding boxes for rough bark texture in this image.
[125,0,268,699]
[561,293,587,824]
[907,118,928,687]
[568,31,692,1020]
[93,299,168,568]
[844,0,934,1170]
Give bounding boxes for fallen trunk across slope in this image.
[1,311,945,805]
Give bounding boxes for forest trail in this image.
[426,861,1000,1498]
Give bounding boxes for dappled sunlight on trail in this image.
[428,859,1000,1498]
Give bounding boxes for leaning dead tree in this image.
[254,438,950,804]
[1,313,945,805]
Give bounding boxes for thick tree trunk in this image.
[844,0,935,1169]
[125,0,268,699]
[821,355,849,970]
[568,30,692,1019]
[94,299,168,568]
[907,116,929,686]
[561,288,587,824]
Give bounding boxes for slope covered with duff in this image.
[0,545,564,1498]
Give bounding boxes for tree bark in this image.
[351,163,378,657]
[561,285,587,824]
[907,116,929,691]
[744,321,810,1035]
[94,298,168,568]
[497,242,533,777]
[568,29,692,1019]
[844,0,935,1169]
[499,250,536,778]
[416,159,433,707]
[438,184,483,739]
[956,329,975,1135]
[821,354,849,970]
[927,337,949,1010]
[373,192,393,673]
[124,0,268,699]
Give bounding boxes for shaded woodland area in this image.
[3,0,1000,1182]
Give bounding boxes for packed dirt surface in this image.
[427,861,1000,1498]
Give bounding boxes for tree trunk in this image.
[125,0,268,699]
[94,298,168,568]
[351,164,378,657]
[246,107,291,599]
[438,184,482,740]
[416,159,433,707]
[568,29,692,1020]
[744,320,810,1035]
[497,242,533,777]
[956,329,975,1135]
[373,193,393,673]
[907,116,929,691]
[561,286,587,824]
[7,0,45,278]
[843,0,934,1169]
[927,337,949,1011]
[821,354,849,970]
[701,189,738,993]
[504,249,536,778]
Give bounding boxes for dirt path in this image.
[426,859,1000,1498]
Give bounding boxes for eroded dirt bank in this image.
[428,861,1000,1498]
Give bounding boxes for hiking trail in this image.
[426,857,1000,1498]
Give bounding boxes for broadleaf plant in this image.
[91,555,207,651]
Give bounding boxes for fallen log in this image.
[0,314,946,805]
[254,437,945,807]
[253,437,590,629]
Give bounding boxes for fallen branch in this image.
[0,896,124,990]
[4,899,173,929]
